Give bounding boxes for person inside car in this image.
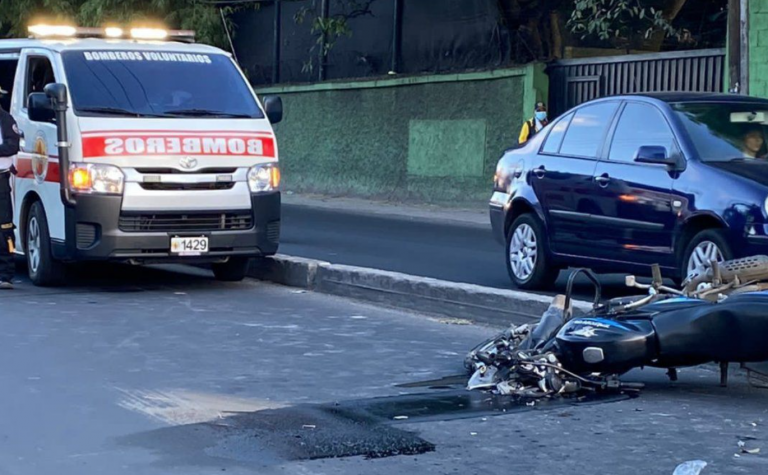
[742,127,767,159]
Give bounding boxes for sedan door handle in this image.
[533,166,546,179]
[595,174,611,187]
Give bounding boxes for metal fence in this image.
[547,48,726,116]
[231,0,527,86]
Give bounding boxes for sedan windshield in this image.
[672,102,768,162]
[61,50,264,119]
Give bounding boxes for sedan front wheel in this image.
[681,229,733,281]
[505,214,559,290]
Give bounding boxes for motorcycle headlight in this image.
[248,163,280,193]
[69,163,124,195]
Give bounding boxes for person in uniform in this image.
[518,101,549,145]
[0,85,20,289]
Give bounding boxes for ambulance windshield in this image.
[61,50,264,119]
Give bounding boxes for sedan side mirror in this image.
[263,95,283,125]
[28,92,55,123]
[634,145,678,167]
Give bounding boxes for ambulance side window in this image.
[25,56,56,109]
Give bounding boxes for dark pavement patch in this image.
[119,388,631,465]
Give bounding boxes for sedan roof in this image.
[626,92,768,105]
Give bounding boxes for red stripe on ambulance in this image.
[81,133,276,158]
[15,157,61,183]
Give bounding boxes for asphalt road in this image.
[1,265,766,474]
[281,204,632,298]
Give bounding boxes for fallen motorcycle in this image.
[465,255,768,397]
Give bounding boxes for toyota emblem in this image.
[179,156,198,170]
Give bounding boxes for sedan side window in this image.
[541,112,573,154]
[609,103,677,163]
[559,102,619,159]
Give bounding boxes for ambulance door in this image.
[13,49,65,249]
[0,51,21,243]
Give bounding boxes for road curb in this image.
[249,255,593,326]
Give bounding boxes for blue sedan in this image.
[491,93,768,289]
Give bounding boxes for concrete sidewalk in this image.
[282,192,491,229]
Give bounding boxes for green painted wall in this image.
[258,65,547,204]
[751,1,768,98]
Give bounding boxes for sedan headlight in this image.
[248,163,280,193]
[764,196,768,217]
[69,163,124,195]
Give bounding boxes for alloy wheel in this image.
[27,216,41,274]
[509,223,537,281]
[687,240,724,276]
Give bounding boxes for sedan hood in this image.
[706,160,768,188]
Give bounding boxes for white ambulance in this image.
[3,25,283,286]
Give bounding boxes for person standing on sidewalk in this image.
[0,86,20,289]
[518,102,549,145]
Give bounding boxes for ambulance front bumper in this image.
[58,192,281,262]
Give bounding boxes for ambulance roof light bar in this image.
[27,24,196,43]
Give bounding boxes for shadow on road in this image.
[6,260,223,295]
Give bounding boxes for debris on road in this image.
[302,425,316,429]
[434,317,472,326]
[738,440,760,454]
[393,416,409,420]
[673,460,707,475]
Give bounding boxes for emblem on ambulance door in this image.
[179,156,198,170]
[32,133,48,184]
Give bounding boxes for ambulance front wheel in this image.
[26,202,66,287]
[212,257,250,282]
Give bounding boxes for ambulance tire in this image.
[26,202,66,287]
[212,257,250,282]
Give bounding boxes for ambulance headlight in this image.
[69,163,125,195]
[248,164,280,193]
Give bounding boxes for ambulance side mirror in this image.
[263,95,283,125]
[28,93,55,123]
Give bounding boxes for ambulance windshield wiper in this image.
[163,109,254,118]
[78,107,169,118]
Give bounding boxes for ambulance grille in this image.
[118,212,254,232]
[135,168,238,174]
[139,182,235,191]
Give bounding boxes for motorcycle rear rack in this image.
[564,268,602,320]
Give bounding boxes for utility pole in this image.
[273,0,281,84]
[740,0,749,95]
[390,0,403,74]
[728,0,750,94]
[318,0,330,81]
[728,0,741,93]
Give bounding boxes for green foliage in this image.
[0,0,255,48]
[567,0,677,43]
[293,0,375,74]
